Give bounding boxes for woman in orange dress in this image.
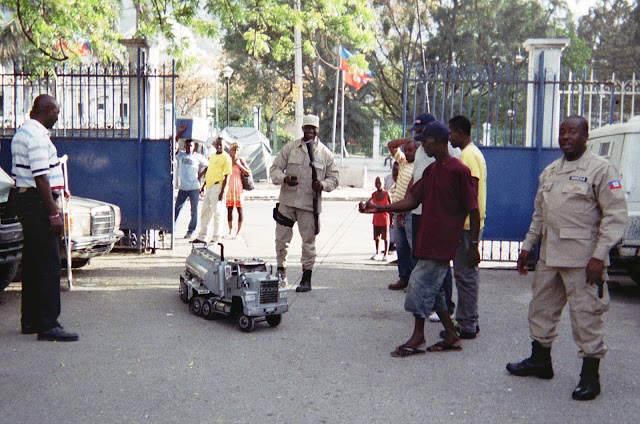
[226,142,252,238]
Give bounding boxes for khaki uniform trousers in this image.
[275,203,317,271]
[529,260,610,358]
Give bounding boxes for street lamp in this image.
[222,65,234,127]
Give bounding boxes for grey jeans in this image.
[453,229,483,333]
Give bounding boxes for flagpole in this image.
[340,69,346,167]
[331,45,340,155]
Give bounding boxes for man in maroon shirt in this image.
[360,121,480,356]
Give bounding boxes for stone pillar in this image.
[119,38,151,139]
[523,38,569,148]
[372,119,380,159]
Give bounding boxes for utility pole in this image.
[294,0,303,139]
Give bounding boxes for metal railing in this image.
[0,62,177,139]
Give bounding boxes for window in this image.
[598,142,611,158]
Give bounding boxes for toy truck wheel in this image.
[202,299,216,320]
[266,315,282,327]
[236,314,255,332]
[179,281,189,303]
[190,297,204,316]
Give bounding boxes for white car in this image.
[62,196,124,268]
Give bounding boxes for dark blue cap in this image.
[414,121,451,142]
[409,113,436,131]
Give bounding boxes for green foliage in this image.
[0,0,121,73]
[578,0,640,80]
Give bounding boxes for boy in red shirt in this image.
[369,176,391,261]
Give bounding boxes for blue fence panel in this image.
[0,137,173,232]
[480,146,561,240]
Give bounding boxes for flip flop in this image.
[426,341,462,352]
[390,344,426,358]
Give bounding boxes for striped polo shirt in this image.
[11,119,64,191]
[392,149,414,202]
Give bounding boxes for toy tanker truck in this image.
[179,242,288,332]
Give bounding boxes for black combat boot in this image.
[506,340,554,379]
[572,357,601,401]
[296,269,312,292]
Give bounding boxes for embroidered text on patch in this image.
[570,176,587,182]
[608,180,622,189]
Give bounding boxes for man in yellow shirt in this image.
[194,137,232,243]
[447,115,487,339]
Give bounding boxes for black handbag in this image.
[241,172,255,191]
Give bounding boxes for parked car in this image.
[0,193,124,291]
[587,116,640,284]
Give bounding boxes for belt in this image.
[17,187,60,199]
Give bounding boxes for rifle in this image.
[305,140,320,235]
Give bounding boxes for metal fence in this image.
[0,62,178,251]
[402,64,640,263]
[403,65,639,147]
[0,62,177,140]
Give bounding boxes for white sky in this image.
[565,0,601,18]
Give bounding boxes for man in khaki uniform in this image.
[507,115,628,401]
[270,114,339,292]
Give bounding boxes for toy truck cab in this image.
[179,243,288,332]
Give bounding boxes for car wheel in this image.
[265,315,282,327]
[236,314,255,332]
[202,299,216,320]
[190,297,204,316]
[0,261,20,292]
[179,281,189,303]
[628,262,640,285]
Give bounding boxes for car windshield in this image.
[239,263,267,273]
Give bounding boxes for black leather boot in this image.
[506,340,554,379]
[572,357,601,401]
[296,269,312,292]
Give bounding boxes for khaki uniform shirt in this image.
[270,137,339,213]
[522,150,628,267]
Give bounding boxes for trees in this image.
[578,0,640,80]
[0,0,121,72]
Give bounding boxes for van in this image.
[587,116,640,284]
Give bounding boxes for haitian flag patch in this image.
[608,180,622,189]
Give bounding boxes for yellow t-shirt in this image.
[460,143,487,230]
[205,152,232,188]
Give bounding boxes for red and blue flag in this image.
[339,47,373,91]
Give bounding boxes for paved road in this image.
[1,200,639,424]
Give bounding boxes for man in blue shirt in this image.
[175,133,208,238]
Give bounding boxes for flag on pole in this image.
[339,47,373,91]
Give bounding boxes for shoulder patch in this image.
[608,180,622,189]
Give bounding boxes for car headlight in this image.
[245,293,256,302]
[68,212,91,238]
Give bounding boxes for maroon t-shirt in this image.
[409,157,479,261]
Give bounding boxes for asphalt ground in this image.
[1,199,640,424]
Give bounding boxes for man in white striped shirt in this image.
[11,94,78,342]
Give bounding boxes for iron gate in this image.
[0,61,178,250]
[402,64,639,261]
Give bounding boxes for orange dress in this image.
[226,164,244,208]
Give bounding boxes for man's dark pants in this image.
[175,189,200,233]
[412,213,455,315]
[17,191,61,332]
[394,213,413,283]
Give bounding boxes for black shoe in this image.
[388,280,408,290]
[37,326,79,342]
[572,358,601,401]
[439,326,477,340]
[21,325,37,334]
[506,341,554,379]
[296,270,312,292]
